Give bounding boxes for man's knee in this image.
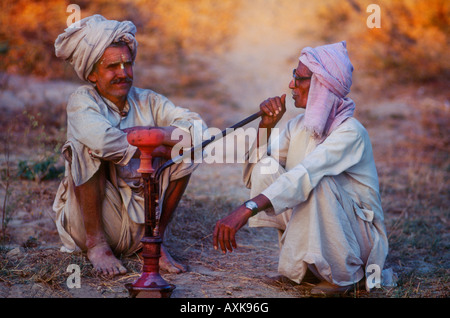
[256,156,284,177]
[250,158,284,194]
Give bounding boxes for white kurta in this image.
[243,114,390,290]
[52,85,205,256]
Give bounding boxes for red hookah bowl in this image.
[127,128,165,173]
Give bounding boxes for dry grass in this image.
[0,247,144,297]
[0,77,448,298]
[356,83,449,298]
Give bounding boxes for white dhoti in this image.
[248,158,376,286]
[52,165,145,256]
[52,140,197,257]
[244,115,390,290]
[51,85,205,257]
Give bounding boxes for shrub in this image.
[0,0,69,78]
[0,0,239,78]
[316,0,449,83]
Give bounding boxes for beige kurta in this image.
[244,114,390,290]
[52,85,205,256]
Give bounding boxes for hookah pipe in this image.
[125,111,262,298]
[155,110,263,180]
[125,128,175,298]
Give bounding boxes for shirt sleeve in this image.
[148,93,208,154]
[151,93,205,134]
[261,123,365,214]
[67,91,136,165]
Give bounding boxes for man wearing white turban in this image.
[213,42,393,295]
[52,15,206,276]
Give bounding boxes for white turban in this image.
[299,41,355,142]
[55,15,137,82]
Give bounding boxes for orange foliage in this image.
[316,0,449,83]
[135,0,239,64]
[0,0,239,78]
[0,0,69,77]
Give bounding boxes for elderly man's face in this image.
[289,61,312,109]
[88,45,133,107]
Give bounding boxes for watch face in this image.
[246,201,258,211]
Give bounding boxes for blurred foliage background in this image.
[0,0,239,79]
[317,0,449,83]
[0,0,68,77]
[0,0,448,84]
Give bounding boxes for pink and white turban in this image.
[299,41,355,142]
[54,15,137,82]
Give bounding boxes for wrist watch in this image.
[244,200,259,216]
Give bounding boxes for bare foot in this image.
[87,243,127,276]
[159,245,187,273]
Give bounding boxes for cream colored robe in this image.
[52,85,205,256]
[244,114,390,290]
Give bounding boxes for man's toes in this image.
[174,262,187,273]
[93,263,127,276]
[110,263,127,276]
[118,265,127,275]
[94,266,108,276]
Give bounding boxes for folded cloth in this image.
[55,14,137,82]
[299,41,355,142]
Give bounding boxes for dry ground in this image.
[0,68,448,300]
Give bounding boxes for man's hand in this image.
[259,94,286,129]
[213,206,252,254]
[213,194,272,254]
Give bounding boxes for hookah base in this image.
[125,236,176,298]
[125,281,175,298]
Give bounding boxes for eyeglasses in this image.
[292,69,311,87]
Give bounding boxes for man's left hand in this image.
[213,206,252,253]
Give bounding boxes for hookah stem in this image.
[143,172,159,237]
[150,174,159,236]
[150,110,263,236]
[154,110,263,180]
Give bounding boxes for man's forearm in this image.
[122,126,191,147]
[250,194,273,214]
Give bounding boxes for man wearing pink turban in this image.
[214,42,394,295]
[52,15,206,276]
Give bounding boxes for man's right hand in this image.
[213,194,272,254]
[259,94,286,129]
